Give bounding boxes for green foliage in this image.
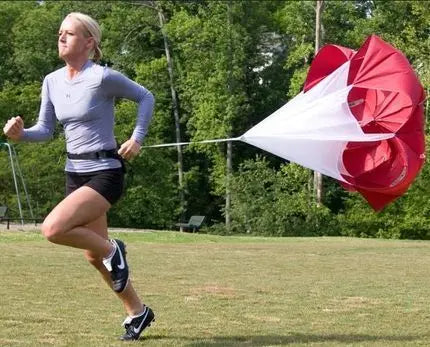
[0,1,34,86]
[228,156,338,236]
[0,0,429,238]
[336,198,396,238]
[0,140,65,219]
[0,82,41,125]
[277,0,373,98]
[287,67,308,98]
[135,57,173,143]
[101,3,161,75]
[12,4,61,82]
[167,2,247,143]
[108,148,178,228]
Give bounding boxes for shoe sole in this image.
[119,318,155,341]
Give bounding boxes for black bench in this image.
[0,206,10,229]
[176,215,206,233]
[0,206,8,222]
[0,206,43,229]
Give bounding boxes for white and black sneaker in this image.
[102,239,129,293]
[120,306,155,341]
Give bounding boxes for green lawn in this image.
[0,231,429,346]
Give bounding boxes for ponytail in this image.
[93,45,103,62]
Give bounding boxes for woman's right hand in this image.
[3,116,24,141]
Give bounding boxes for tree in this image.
[0,1,33,86]
[1,0,429,236]
[156,2,186,225]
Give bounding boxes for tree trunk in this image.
[226,140,232,232]
[313,0,324,207]
[157,4,186,228]
[225,0,233,232]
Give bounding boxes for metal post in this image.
[11,145,34,219]
[3,143,24,224]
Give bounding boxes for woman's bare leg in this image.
[41,186,113,256]
[84,214,144,316]
[41,186,143,315]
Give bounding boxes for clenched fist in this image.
[118,138,141,161]
[3,116,24,141]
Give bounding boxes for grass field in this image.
[0,230,430,346]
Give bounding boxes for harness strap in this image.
[66,149,127,173]
[66,149,119,160]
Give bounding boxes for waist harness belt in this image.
[67,149,120,160]
[66,149,126,172]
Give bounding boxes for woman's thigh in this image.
[43,186,111,235]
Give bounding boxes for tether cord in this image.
[140,137,242,149]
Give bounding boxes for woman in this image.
[2,12,154,341]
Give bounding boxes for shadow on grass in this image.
[144,333,429,346]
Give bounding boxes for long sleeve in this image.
[102,68,154,144]
[21,78,56,142]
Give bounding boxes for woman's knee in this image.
[41,218,67,243]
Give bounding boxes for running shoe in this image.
[103,239,129,293]
[120,306,155,341]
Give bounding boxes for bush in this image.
[225,156,339,236]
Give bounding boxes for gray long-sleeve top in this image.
[22,60,154,173]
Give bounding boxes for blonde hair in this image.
[66,12,102,62]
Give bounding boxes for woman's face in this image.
[58,17,93,61]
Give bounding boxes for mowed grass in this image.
[1,231,430,346]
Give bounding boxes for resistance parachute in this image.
[241,35,425,210]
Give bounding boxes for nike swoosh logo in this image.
[117,245,125,270]
[133,309,149,334]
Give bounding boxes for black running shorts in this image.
[65,168,125,205]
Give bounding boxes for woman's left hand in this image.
[118,138,141,160]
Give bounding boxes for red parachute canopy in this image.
[303,35,426,210]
